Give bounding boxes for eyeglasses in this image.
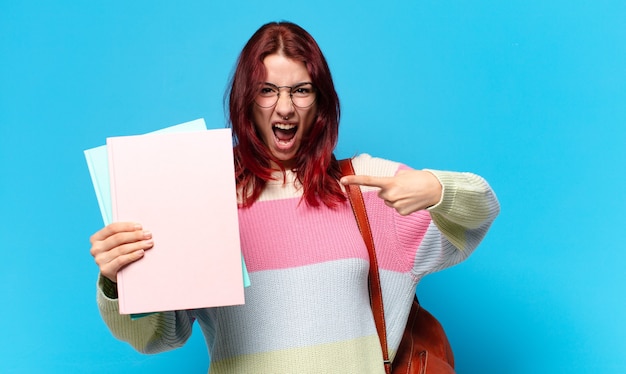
[254,82,316,108]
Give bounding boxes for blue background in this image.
[1,1,625,373]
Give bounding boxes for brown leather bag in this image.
[340,159,455,374]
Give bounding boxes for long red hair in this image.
[227,21,345,208]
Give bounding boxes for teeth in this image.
[273,123,296,130]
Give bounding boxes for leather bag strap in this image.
[339,158,392,374]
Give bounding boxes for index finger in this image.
[90,221,143,243]
[340,174,391,188]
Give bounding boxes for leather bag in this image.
[340,159,456,374]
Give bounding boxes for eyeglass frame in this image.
[254,82,317,109]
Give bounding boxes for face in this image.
[252,54,317,169]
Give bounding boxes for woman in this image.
[90,21,500,373]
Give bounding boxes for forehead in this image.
[262,54,311,85]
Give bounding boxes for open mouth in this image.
[272,123,298,147]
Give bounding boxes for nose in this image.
[275,92,295,119]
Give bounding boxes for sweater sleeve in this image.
[96,275,194,354]
[412,170,500,277]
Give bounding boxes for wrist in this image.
[99,274,119,299]
[423,170,443,208]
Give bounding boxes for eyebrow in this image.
[262,81,313,88]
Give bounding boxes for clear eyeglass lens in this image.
[255,84,316,108]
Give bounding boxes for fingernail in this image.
[144,239,154,247]
[134,223,142,230]
[143,230,152,239]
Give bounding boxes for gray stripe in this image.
[413,220,470,278]
[206,258,378,359]
[378,269,418,351]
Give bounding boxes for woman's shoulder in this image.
[348,153,405,177]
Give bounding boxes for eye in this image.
[292,84,314,97]
[258,85,278,97]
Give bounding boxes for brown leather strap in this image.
[339,158,392,374]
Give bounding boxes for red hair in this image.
[227,21,345,208]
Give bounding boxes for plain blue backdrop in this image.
[1,1,625,373]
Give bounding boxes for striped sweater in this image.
[97,153,500,373]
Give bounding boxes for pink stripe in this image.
[361,191,431,273]
[238,190,431,273]
[238,198,369,272]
